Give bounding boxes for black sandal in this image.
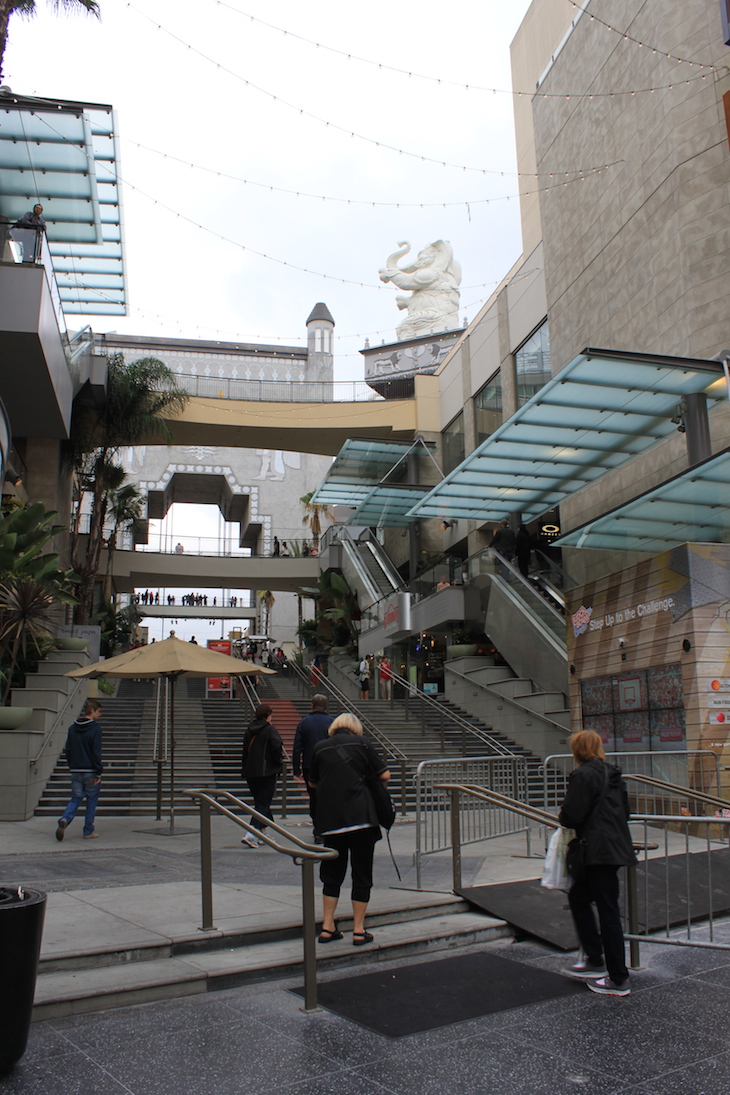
[318,928,343,943]
[352,931,373,946]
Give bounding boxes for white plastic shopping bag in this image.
[540,826,575,891]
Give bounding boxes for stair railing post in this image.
[300,857,320,1012]
[440,707,445,752]
[400,758,407,817]
[627,863,641,970]
[198,794,215,931]
[420,696,426,735]
[281,768,288,819]
[450,788,462,891]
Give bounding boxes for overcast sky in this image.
[4,0,535,381]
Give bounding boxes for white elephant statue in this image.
[379,240,461,341]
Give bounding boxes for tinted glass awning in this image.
[0,92,127,315]
[555,448,730,553]
[408,349,727,524]
[311,436,438,526]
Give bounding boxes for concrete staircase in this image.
[33,894,511,1021]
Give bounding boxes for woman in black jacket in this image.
[241,703,283,847]
[559,729,636,996]
[308,713,390,946]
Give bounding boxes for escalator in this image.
[336,527,403,607]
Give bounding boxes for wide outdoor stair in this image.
[33,895,511,1021]
[35,671,552,819]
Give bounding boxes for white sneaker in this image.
[241,831,261,848]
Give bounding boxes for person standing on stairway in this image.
[241,703,284,847]
[358,656,370,700]
[292,695,333,841]
[55,699,103,841]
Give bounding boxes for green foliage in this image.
[0,2,101,82]
[299,570,360,652]
[0,501,68,583]
[96,677,117,697]
[67,354,188,624]
[0,577,66,703]
[93,599,141,659]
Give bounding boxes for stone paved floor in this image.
[4,932,730,1095]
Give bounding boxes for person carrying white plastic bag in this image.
[541,825,575,891]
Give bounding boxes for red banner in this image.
[207,639,232,696]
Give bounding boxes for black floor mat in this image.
[292,951,583,1037]
[457,848,730,951]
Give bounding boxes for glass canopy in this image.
[0,92,126,315]
[311,437,435,526]
[555,448,730,553]
[408,349,728,524]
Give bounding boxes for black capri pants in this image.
[319,826,379,903]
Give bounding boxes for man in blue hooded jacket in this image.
[56,699,103,841]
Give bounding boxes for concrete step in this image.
[33,906,510,1020]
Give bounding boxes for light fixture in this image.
[4,468,22,488]
[439,519,454,531]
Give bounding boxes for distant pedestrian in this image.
[56,700,103,841]
[490,519,516,579]
[358,656,370,700]
[189,636,198,644]
[311,655,323,687]
[272,536,280,557]
[379,656,393,701]
[281,541,291,557]
[515,523,532,579]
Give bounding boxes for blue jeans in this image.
[61,773,101,835]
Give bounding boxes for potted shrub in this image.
[447,626,478,659]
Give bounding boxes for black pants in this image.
[569,864,628,983]
[302,767,317,827]
[246,775,277,830]
[320,827,378,903]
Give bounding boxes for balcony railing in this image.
[0,218,66,335]
[162,373,418,404]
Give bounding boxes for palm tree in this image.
[300,491,333,553]
[0,1,100,80]
[258,590,275,635]
[104,483,145,599]
[66,353,188,623]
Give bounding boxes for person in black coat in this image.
[308,713,390,946]
[559,730,637,996]
[241,703,283,847]
[515,523,531,579]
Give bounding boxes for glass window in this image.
[515,320,551,407]
[474,373,502,445]
[442,412,465,475]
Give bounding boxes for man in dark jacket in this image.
[292,694,333,838]
[559,730,636,996]
[56,699,103,841]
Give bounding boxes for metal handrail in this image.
[625,773,730,813]
[288,660,409,817]
[29,675,87,768]
[432,782,557,891]
[182,787,337,1012]
[387,668,516,757]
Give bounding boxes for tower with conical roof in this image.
[305,302,334,383]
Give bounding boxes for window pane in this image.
[515,320,551,407]
[442,413,465,474]
[474,373,502,444]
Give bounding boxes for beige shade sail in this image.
[65,636,276,680]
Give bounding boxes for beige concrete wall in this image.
[510,0,577,255]
[531,0,730,372]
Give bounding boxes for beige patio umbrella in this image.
[66,636,276,832]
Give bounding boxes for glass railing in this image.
[166,373,397,404]
[1,218,66,336]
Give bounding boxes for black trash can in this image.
[0,887,47,1075]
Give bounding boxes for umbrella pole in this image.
[169,675,176,835]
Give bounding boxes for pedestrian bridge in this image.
[111,549,319,594]
[158,374,440,456]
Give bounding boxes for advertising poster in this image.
[206,639,232,698]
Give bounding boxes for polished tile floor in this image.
[4,935,730,1095]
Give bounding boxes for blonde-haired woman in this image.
[308,713,390,946]
[559,730,636,996]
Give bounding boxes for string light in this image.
[565,0,718,72]
[123,137,621,207]
[207,0,718,94]
[124,2,640,177]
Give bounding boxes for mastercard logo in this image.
[712,680,722,690]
